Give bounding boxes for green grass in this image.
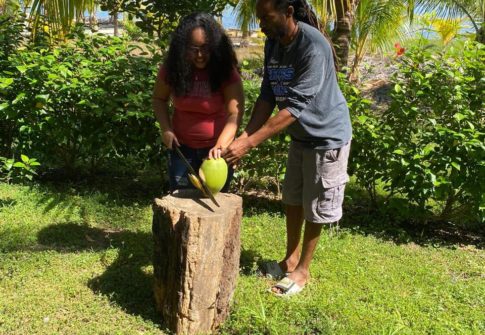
[1,181,484,334]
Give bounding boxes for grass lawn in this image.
[0,179,484,334]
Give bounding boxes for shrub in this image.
[350,41,484,223]
[0,32,163,174]
[0,154,40,183]
[231,79,290,194]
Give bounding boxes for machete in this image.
[173,146,220,207]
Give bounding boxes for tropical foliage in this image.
[0,31,163,173]
[0,0,20,14]
[232,0,257,38]
[231,0,484,69]
[419,13,465,45]
[120,0,233,40]
[413,0,485,43]
[349,0,406,79]
[350,42,484,223]
[28,0,97,42]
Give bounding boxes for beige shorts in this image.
[282,141,351,224]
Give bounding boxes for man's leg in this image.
[279,142,304,273]
[273,220,323,293]
[279,204,304,273]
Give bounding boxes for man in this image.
[223,0,352,296]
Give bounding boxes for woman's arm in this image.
[209,79,245,159]
[152,73,179,149]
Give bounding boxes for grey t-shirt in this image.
[259,22,352,149]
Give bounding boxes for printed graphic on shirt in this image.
[268,63,295,102]
[190,80,211,98]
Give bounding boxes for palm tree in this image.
[412,0,484,43]
[312,0,362,69]
[232,0,362,66]
[349,0,406,80]
[0,0,20,15]
[232,0,257,40]
[28,0,96,41]
[420,12,464,45]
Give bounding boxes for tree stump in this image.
[152,190,242,334]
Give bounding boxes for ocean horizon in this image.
[94,6,243,30]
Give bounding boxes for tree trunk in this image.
[113,12,118,36]
[477,23,485,44]
[332,0,360,70]
[152,190,243,334]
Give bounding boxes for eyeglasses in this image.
[187,44,210,55]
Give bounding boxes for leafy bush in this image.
[0,11,25,65]
[350,41,484,223]
[231,79,290,193]
[0,32,163,174]
[338,74,384,203]
[0,154,40,183]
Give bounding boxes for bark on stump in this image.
[152,190,242,334]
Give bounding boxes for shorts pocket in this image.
[317,187,336,211]
[320,158,349,189]
[322,172,349,189]
[317,182,346,212]
[317,149,349,188]
[318,149,349,211]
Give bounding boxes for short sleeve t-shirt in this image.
[157,66,241,148]
[259,22,352,149]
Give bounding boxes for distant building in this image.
[226,29,260,38]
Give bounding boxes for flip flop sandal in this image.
[270,277,304,297]
[256,260,286,280]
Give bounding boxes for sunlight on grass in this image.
[1,182,484,334]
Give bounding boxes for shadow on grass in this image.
[239,192,284,217]
[37,223,161,326]
[341,185,484,249]
[239,248,265,276]
[33,172,168,215]
[34,222,270,328]
[0,198,17,212]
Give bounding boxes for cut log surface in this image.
[152,190,242,335]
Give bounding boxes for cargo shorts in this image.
[282,141,351,224]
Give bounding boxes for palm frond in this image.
[0,0,20,14]
[353,0,406,52]
[29,0,95,41]
[232,0,257,35]
[413,0,484,32]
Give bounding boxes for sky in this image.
[221,6,242,29]
[95,6,242,30]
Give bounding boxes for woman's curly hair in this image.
[165,12,238,96]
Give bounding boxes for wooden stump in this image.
[152,190,242,334]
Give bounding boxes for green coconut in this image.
[199,158,228,194]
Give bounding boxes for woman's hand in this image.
[208,146,224,159]
[162,130,180,149]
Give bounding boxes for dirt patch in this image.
[358,54,399,111]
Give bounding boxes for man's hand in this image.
[222,137,253,166]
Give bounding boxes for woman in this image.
[153,12,244,191]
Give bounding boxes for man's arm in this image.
[223,105,296,165]
[239,97,274,139]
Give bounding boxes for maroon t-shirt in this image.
[157,66,241,148]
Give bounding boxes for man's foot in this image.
[270,277,304,297]
[271,268,309,295]
[278,258,299,274]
